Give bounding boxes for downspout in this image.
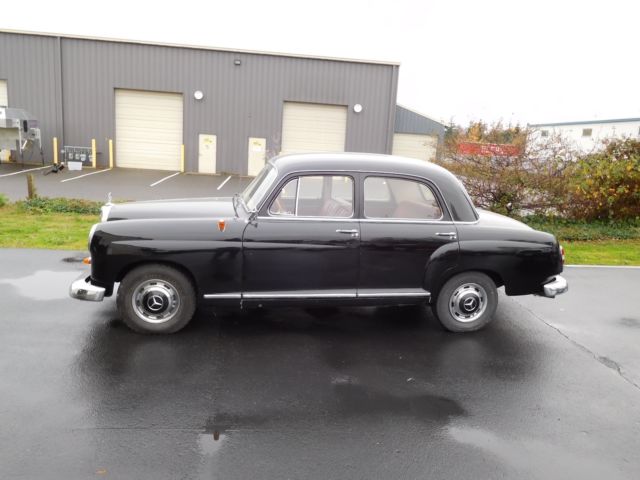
[54,36,65,153]
[384,64,399,154]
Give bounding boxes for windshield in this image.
[241,164,278,211]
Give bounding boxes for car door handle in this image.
[336,229,360,238]
[435,232,457,239]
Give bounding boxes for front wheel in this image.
[433,272,498,332]
[116,264,196,334]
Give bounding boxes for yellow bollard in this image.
[108,139,114,169]
[53,137,58,165]
[181,144,185,173]
[91,138,97,168]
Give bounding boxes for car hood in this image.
[104,197,237,221]
[476,209,532,230]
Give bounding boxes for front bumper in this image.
[542,275,568,298]
[69,274,105,302]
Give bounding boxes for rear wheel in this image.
[116,264,196,334]
[433,272,498,332]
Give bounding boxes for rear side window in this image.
[364,176,442,220]
[269,175,354,218]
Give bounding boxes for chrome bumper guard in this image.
[70,274,105,302]
[542,275,568,298]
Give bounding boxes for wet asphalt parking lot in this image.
[1,250,640,479]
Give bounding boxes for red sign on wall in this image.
[457,142,521,157]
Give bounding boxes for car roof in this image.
[270,152,451,179]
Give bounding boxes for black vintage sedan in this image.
[70,153,567,334]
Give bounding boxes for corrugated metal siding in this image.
[395,105,445,140]
[0,31,398,173]
[0,33,60,162]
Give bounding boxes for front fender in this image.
[89,218,245,297]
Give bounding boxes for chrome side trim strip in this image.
[358,290,431,298]
[204,291,432,300]
[257,216,359,223]
[359,219,454,225]
[203,293,242,299]
[243,292,356,299]
[256,216,457,225]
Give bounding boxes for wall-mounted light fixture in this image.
[353,104,363,113]
[234,59,241,66]
[194,90,204,100]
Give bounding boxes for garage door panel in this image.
[392,133,438,161]
[115,89,183,171]
[281,102,347,154]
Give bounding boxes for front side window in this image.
[364,176,442,220]
[269,175,354,218]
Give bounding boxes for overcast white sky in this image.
[3,0,639,125]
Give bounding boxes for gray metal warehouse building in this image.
[0,29,441,174]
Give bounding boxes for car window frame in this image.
[262,172,357,220]
[361,174,447,223]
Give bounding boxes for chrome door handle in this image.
[336,229,360,238]
[435,232,457,238]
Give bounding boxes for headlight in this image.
[100,205,112,222]
[88,223,98,250]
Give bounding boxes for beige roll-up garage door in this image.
[0,80,8,106]
[281,102,347,154]
[115,89,183,170]
[392,133,438,161]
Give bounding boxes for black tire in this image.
[116,264,196,334]
[433,272,498,332]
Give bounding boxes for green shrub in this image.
[0,193,8,207]
[567,138,640,220]
[17,197,102,215]
[521,215,640,241]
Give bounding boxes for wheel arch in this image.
[116,260,199,296]
[431,268,504,301]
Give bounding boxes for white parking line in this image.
[217,175,232,191]
[150,172,180,187]
[566,264,640,269]
[0,165,50,178]
[60,168,112,183]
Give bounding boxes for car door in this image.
[242,173,360,302]
[357,175,458,299]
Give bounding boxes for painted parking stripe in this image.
[0,165,50,178]
[60,168,112,183]
[217,175,232,191]
[565,264,640,269]
[150,172,180,187]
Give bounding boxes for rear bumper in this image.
[542,275,568,298]
[69,274,105,302]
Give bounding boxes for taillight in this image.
[559,245,565,263]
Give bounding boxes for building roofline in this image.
[396,104,446,126]
[0,28,401,66]
[529,117,640,128]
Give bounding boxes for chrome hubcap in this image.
[132,279,180,324]
[449,282,488,323]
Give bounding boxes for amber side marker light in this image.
[83,257,92,265]
[218,219,226,232]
